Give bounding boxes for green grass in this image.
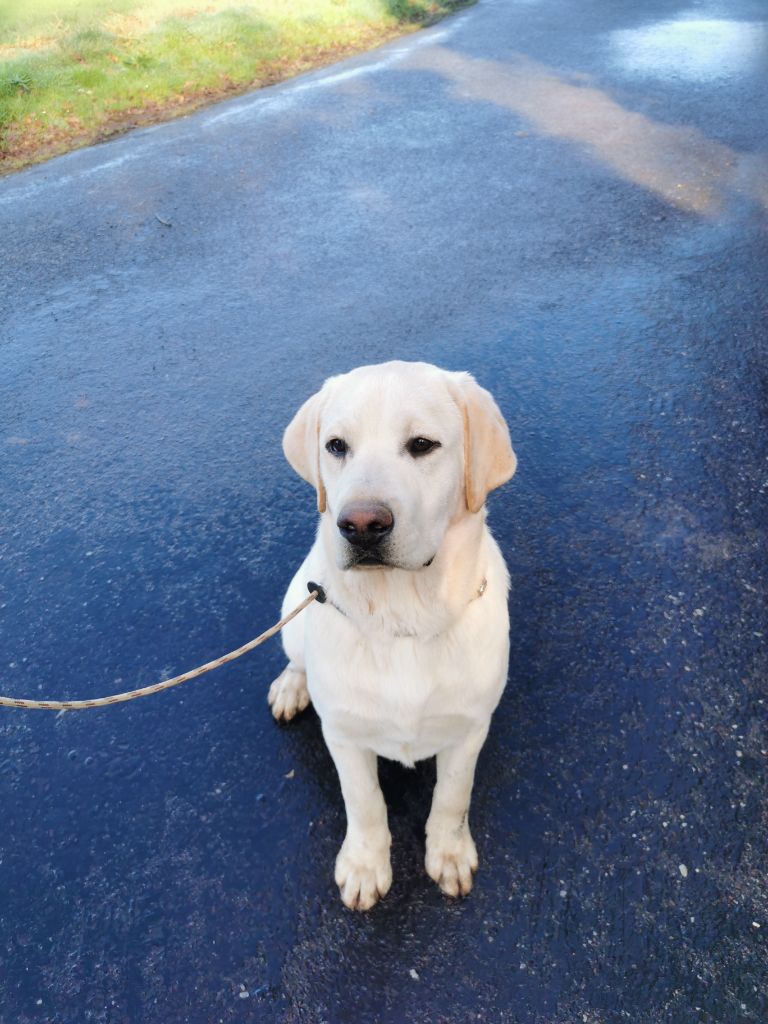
[0,0,470,173]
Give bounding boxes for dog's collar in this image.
[306,577,487,639]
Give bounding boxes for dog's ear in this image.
[283,387,328,514]
[449,372,517,514]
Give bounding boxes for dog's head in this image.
[283,361,516,571]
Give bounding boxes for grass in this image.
[0,0,470,174]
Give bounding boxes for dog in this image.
[268,360,516,909]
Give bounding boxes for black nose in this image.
[337,501,394,548]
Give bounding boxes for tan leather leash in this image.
[0,583,326,711]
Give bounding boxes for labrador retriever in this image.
[268,360,516,909]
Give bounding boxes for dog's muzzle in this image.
[337,501,394,565]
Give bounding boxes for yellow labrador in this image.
[269,361,516,909]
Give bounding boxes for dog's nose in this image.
[337,502,394,547]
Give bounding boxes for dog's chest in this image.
[333,678,473,767]
[308,627,499,766]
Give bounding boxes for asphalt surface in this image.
[1,1,767,1021]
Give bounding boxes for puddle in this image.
[610,16,768,82]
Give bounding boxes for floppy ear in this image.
[449,372,517,514]
[283,389,327,514]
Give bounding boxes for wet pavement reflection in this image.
[610,15,768,82]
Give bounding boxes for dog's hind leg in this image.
[268,574,311,721]
[268,664,309,722]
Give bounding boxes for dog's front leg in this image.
[326,740,392,910]
[425,727,489,897]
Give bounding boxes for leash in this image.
[0,583,326,712]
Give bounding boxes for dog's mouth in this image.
[350,553,389,568]
[345,551,436,570]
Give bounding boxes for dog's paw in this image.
[268,665,310,722]
[425,827,478,897]
[335,834,392,911]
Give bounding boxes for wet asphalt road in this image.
[1,1,767,1021]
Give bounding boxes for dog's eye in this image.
[407,437,440,457]
[325,438,348,457]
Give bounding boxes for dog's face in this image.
[283,361,516,572]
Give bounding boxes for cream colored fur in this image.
[268,361,516,910]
